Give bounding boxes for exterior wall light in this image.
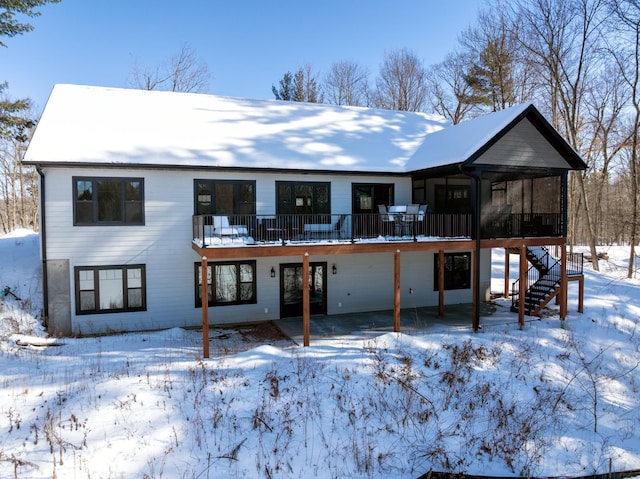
[332,264,337,275]
[270,267,276,278]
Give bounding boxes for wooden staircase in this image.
[509,246,563,316]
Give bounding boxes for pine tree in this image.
[0,82,33,140]
[1,0,61,137]
[0,0,61,47]
[272,71,294,101]
[272,66,322,103]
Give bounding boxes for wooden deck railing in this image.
[192,213,472,246]
[193,212,562,247]
[481,213,562,238]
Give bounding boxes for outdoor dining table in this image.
[388,205,407,235]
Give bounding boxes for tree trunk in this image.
[577,172,600,271]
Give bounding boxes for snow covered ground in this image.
[1,229,639,478]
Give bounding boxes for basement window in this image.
[75,265,146,314]
[195,261,256,307]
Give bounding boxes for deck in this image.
[192,212,563,248]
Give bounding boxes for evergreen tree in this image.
[0,82,33,140]
[293,69,306,102]
[272,66,322,103]
[463,39,517,111]
[272,71,294,101]
[0,0,61,47]
[1,0,61,138]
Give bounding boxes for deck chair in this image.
[378,205,393,235]
[212,216,248,236]
[402,204,420,235]
[404,204,420,220]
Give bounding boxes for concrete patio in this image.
[273,301,534,346]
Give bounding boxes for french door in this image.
[280,262,327,318]
[352,183,394,236]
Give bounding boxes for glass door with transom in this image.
[352,183,394,236]
[280,262,327,318]
[276,182,330,239]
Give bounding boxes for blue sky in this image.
[3,0,484,111]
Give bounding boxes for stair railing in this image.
[511,247,562,313]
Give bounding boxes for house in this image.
[23,84,586,347]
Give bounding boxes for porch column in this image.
[201,256,209,359]
[578,276,584,313]
[394,249,401,332]
[472,248,479,331]
[518,245,527,328]
[303,252,310,346]
[438,249,445,317]
[504,250,510,299]
[560,243,568,320]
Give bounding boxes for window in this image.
[433,252,471,290]
[434,184,470,214]
[74,177,144,225]
[194,180,255,215]
[276,181,330,215]
[352,183,394,214]
[75,265,146,314]
[195,261,256,307]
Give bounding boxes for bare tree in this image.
[426,51,479,124]
[580,72,627,246]
[372,48,428,112]
[0,133,38,233]
[323,60,370,106]
[509,0,607,270]
[607,0,640,278]
[130,44,211,93]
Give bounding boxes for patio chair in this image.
[403,204,420,235]
[378,205,393,236]
[417,204,428,235]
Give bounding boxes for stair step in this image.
[511,246,565,316]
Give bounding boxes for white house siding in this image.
[275,250,474,317]
[43,167,198,335]
[42,167,416,335]
[475,119,570,169]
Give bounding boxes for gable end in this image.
[466,105,586,171]
[472,118,572,169]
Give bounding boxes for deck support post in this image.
[472,248,479,331]
[578,276,584,313]
[504,249,510,299]
[518,245,527,328]
[201,256,209,359]
[560,242,568,320]
[303,252,310,346]
[438,249,445,317]
[394,249,401,332]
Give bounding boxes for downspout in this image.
[36,165,49,329]
[459,164,482,332]
[561,172,568,238]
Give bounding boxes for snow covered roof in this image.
[24,84,448,173]
[405,103,533,170]
[24,84,582,173]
